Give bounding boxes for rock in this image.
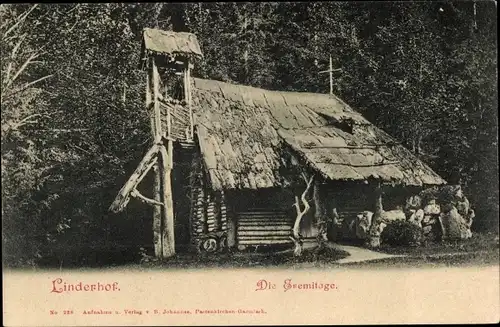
[368,235,381,248]
[427,218,437,225]
[423,226,433,233]
[408,209,424,228]
[415,209,424,224]
[458,219,472,240]
[355,211,373,240]
[378,222,387,234]
[456,197,470,216]
[381,209,406,223]
[441,203,455,213]
[439,206,466,240]
[405,195,422,210]
[464,209,474,236]
[424,199,441,215]
[422,215,431,224]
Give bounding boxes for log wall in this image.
[187,150,229,252]
[227,188,317,249]
[188,150,207,249]
[235,209,294,246]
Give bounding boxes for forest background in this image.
[1,2,497,267]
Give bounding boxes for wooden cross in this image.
[318,55,342,95]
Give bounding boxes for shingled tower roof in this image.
[142,28,203,57]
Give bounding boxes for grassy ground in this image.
[134,233,499,270]
[340,250,499,269]
[376,231,499,255]
[344,231,500,269]
[30,233,499,270]
[139,246,351,270]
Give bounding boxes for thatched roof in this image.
[191,78,446,190]
[142,28,203,58]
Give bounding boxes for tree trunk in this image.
[290,174,314,256]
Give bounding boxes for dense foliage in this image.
[1,2,497,267]
[381,221,424,247]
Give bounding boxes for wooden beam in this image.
[318,68,342,74]
[368,181,384,247]
[302,144,395,149]
[312,161,400,167]
[149,59,163,258]
[329,55,333,95]
[313,180,328,249]
[318,55,342,95]
[157,91,182,105]
[165,77,171,142]
[131,189,164,207]
[182,62,193,141]
[159,144,175,258]
[159,73,175,258]
[152,58,162,140]
[108,144,160,213]
[169,109,188,124]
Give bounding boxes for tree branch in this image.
[291,173,314,256]
[4,52,40,90]
[2,74,54,99]
[2,4,38,39]
[131,189,164,207]
[109,144,160,212]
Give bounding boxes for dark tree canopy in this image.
[1,2,497,267]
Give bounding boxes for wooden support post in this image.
[313,180,328,250]
[152,59,162,142]
[184,62,193,140]
[329,55,333,95]
[152,57,176,259]
[226,193,236,248]
[160,145,175,257]
[368,181,384,248]
[150,58,163,258]
[161,71,175,258]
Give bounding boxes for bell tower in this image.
[109,29,203,259]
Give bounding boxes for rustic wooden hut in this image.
[180,78,446,252]
[110,29,446,257]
